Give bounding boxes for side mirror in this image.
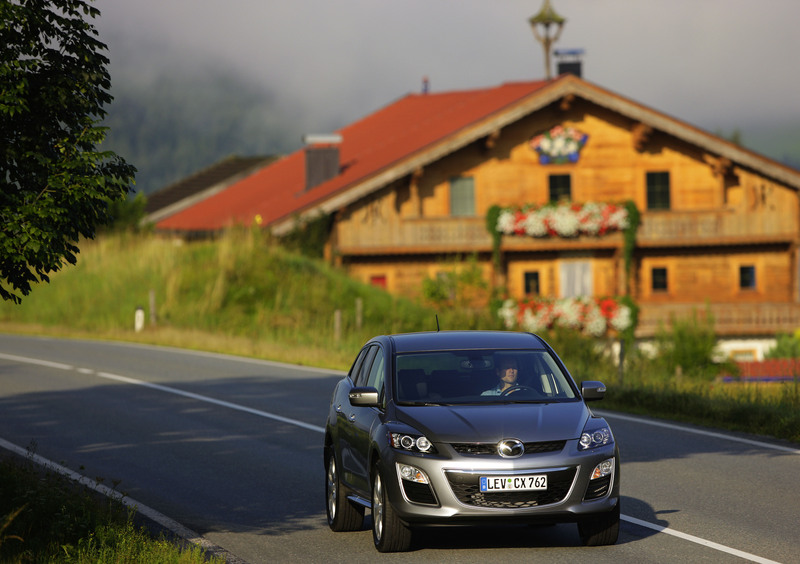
[349,386,380,407]
[580,381,606,402]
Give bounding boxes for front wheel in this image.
[577,502,620,546]
[371,462,412,552]
[325,450,364,532]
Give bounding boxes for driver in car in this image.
[481,356,520,396]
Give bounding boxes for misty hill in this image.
[102,64,800,196]
[101,64,302,195]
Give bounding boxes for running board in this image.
[347,494,372,509]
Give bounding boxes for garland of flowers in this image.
[498,296,634,338]
[487,200,640,279]
[530,125,588,164]
[496,201,630,238]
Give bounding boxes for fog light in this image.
[398,463,429,484]
[590,458,615,480]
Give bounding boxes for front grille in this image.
[445,468,577,509]
[402,480,437,505]
[451,440,566,456]
[583,474,611,501]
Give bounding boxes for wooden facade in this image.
[326,81,800,342]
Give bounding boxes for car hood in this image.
[395,401,589,443]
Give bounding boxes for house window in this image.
[651,267,668,291]
[524,271,540,296]
[646,172,671,210]
[739,266,756,290]
[548,174,571,202]
[450,176,475,217]
[370,275,387,289]
[559,261,592,298]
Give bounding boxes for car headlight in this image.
[578,419,613,451]
[390,432,436,454]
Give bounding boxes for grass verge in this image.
[0,449,223,563]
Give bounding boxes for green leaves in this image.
[1,0,136,303]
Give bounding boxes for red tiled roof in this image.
[155,79,552,231]
[145,155,275,215]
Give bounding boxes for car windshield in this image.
[394,349,578,404]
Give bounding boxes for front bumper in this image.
[383,441,619,524]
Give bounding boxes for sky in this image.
[93,0,800,147]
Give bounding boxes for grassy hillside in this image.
[0,230,498,369]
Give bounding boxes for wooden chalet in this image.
[154,74,800,357]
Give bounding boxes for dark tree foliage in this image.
[0,0,136,303]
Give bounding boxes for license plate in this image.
[480,475,547,492]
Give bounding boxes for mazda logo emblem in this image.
[497,439,524,458]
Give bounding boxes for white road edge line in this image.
[1,351,791,562]
[621,515,782,564]
[596,410,800,454]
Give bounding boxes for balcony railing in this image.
[636,302,800,337]
[336,217,492,254]
[638,209,796,246]
[336,217,625,254]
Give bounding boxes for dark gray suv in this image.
[323,331,620,552]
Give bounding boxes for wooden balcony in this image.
[638,209,797,247]
[336,217,493,255]
[636,302,800,337]
[336,217,624,255]
[336,208,797,256]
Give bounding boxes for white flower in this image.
[583,303,607,336]
[497,299,518,328]
[496,210,517,235]
[554,298,582,328]
[539,137,552,153]
[552,137,567,156]
[608,207,629,230]
[523,210,548,237]
[550,205,579,237]
[610,304,632,331]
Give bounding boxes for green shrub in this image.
[765,332,800,359]
[651,307,732,381]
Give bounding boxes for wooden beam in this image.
[632,122,653,152]
[483,129,501,151]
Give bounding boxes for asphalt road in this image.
[0,333,797,563]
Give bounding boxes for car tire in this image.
[371,462,412,552]
[577,502,620,546]
[325,450,364,532]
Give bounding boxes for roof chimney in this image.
[554,48,584,77]
[302,134,342,191]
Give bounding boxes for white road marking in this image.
[95,371,326,434]
[1,350,792,562]
[621,515,782,564]
[0,351,325,433]
[597,410,800,455]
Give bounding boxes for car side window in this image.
[348,347,369,383]
[366,349,386,399]
[354,346,378,387]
